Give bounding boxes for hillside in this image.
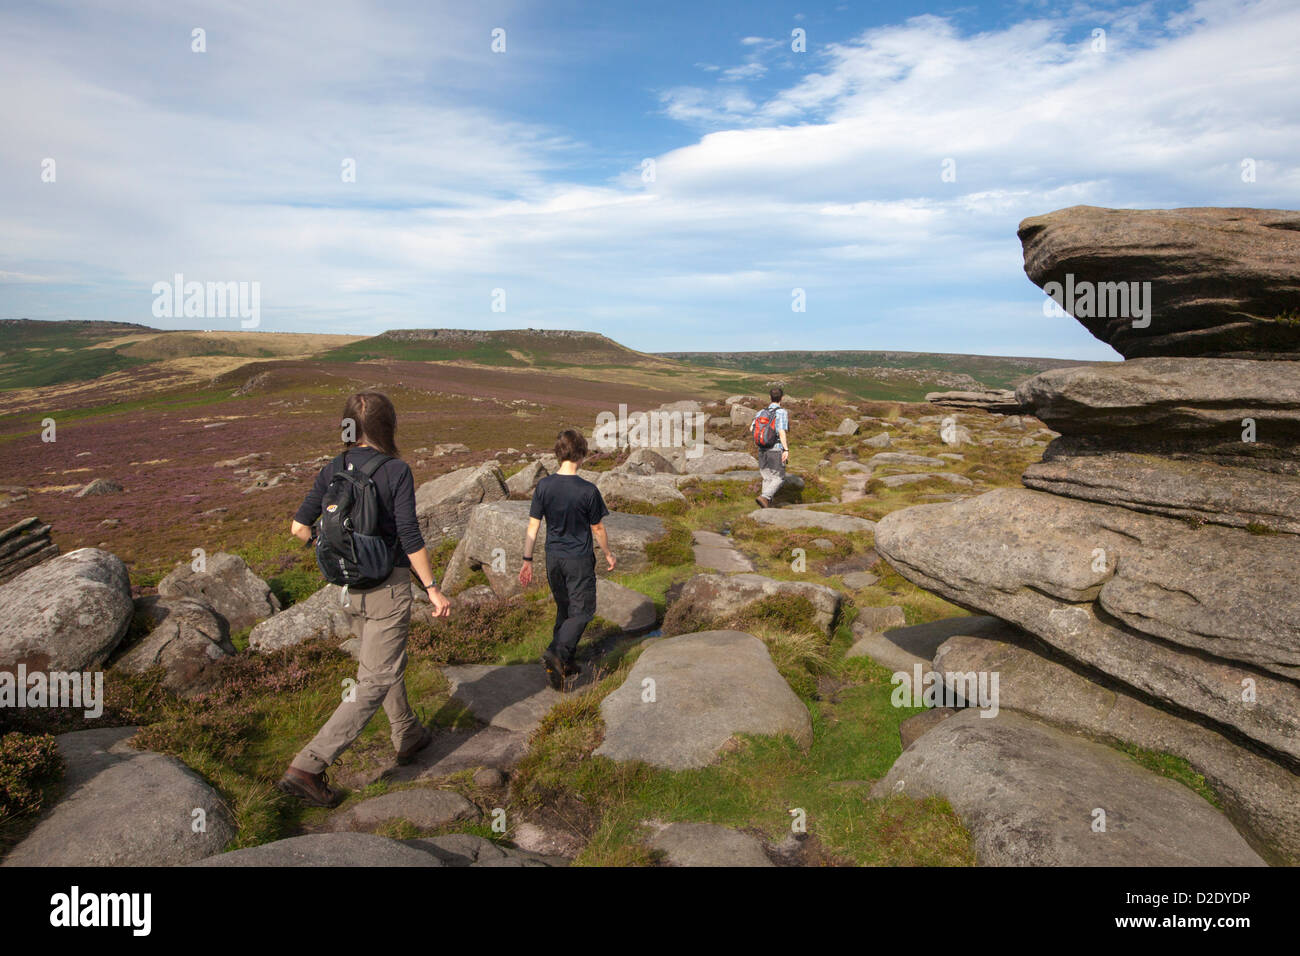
[323,328,676,369]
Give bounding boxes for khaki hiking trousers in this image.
[290,565,423,775]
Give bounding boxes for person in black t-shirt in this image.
[518,428,616,689]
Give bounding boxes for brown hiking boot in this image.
[540,649,565,690]
[396,725,433,766]
[276,767,343,808]
[755,496,770,508]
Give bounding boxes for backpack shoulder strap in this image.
[357,452,392,479]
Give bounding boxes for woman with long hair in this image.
[277,391,451,807]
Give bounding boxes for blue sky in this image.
[2,0,1298,359]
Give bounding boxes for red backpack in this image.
[753,405,781,449]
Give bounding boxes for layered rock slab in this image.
[874,487,1300,760]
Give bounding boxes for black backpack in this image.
[313,449,396,590]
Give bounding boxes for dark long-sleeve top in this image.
[293,446,425,568]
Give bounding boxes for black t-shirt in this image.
[293,446,425,568]
[529,473,610,561]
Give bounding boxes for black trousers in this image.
[546,553,597,663]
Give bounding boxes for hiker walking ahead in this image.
[278,391,451,807]
[518,428,616,690]
[753,386,790,508]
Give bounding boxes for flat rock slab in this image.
[380,725,529,784]
[877,473,973,489]
[874,709,1266,867]
[444,664,577,735]
[193,832,442,867]
[1015,358,1300,456]
[4,727,234,867]
[647,822,774,867]
[747,508,875,534]
[691,530,755,573]
[1024,452,1300,534]
[595,630,812,770]
[331,788,479,832]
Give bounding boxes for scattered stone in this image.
[596,472,686,507]
[863,432,892,448]
[444,664,569,735]
[939,416,973,447]
[510,822,585,859]
[505,460,548,497]
[691,530,755,573]
[877,472,974,489]
[74,478,123,497]
[595,578,657,632]
[840,571,879,590]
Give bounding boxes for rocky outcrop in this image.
[1016,358,1300,464]
[414,462,508,545]
[157,552,281,632]
[595,630,812,770]
[873,206,1300,865]
[0,516,58,585]
[0,548,133,672]
[875,488,1300,757]
[441,501,667,598]
[1018,205,1300,359]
